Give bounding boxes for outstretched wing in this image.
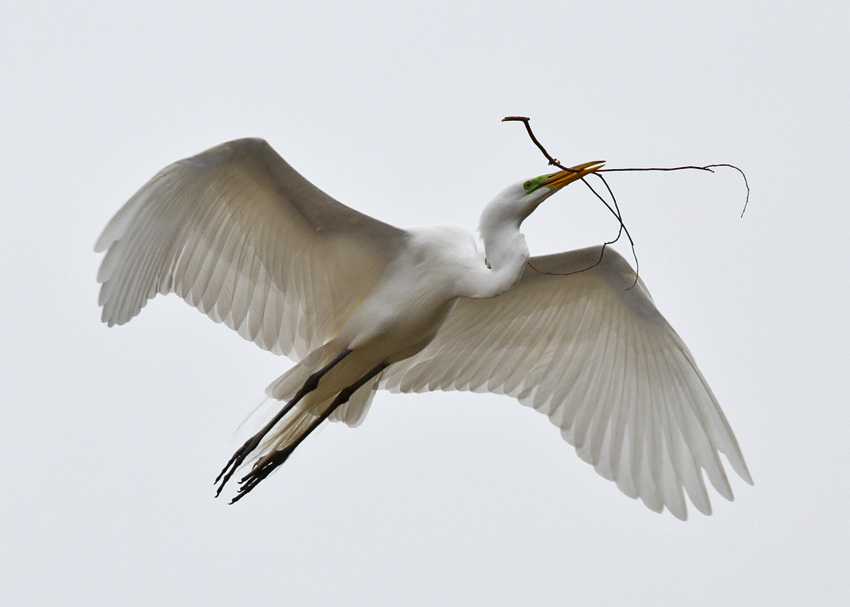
[380,246,752,520]
[96,138,407,360]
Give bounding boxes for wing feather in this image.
[96,138,407,360]
[381,245,751,519]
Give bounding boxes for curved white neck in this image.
[455,184,543,299]
[461,224,529,299]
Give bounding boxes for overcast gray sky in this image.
[2,1,848,605]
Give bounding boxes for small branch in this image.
[708,164,750,217]
[502,116,572,171]
[503,115,752,283]
[503,115,640,287]
[502,116,568,169]
[601,165,716,173]
[602,163,751,217]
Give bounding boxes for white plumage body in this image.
[96,138,751,517]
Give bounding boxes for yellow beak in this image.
[541,160,605,190]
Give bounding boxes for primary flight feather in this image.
[96,138,751,518]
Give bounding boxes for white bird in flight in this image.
[95,138,751,518]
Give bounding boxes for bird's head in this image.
[519,160,606,209]
[481,160,605,231]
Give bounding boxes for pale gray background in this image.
[2,1,848,605]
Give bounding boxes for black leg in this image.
[214,349,352,497]
[228,361,389,504]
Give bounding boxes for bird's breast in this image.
[340,228,474,360]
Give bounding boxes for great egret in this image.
[95,138,751,518]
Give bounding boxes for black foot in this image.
[229,446,296,504]
[219,359,389,504]
[213,349,353,498]
[214,432,266,498]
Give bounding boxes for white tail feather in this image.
[329,373,382,427]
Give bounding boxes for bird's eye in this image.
[523,181,532,190]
